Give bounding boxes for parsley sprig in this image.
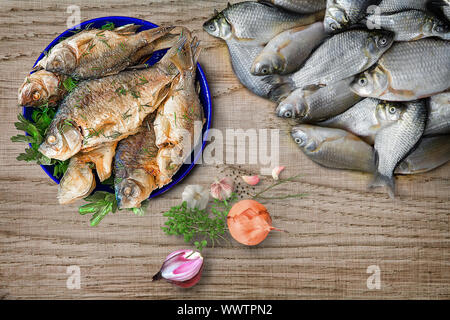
[162,193,238,251]
[79,191,149,226]
[11,108,68,177]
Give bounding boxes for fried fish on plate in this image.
[39,35,192,162]
[35,24,180,80]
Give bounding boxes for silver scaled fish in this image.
[351,39,450,101]
[276,77,361,122]
[371,100,427,197]
[251,22,326,76]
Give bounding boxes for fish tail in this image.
[141,25,176,44]
[262,74,294,103]
[160,35,196,75]
[113,23,141,35]
[369,172,396,199]
[190,36,202,65]
[151,26,190,52]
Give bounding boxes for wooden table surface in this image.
[0,0,449,300]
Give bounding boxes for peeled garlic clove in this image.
[210,177,234,200]
[152,249,204,288]
[241,175,260,186]
[272,166,285,180]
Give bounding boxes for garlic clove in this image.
[210,177,234,200]
[153,249,204,288]
[241,175,260,186]
[182,185,209,210]
[271,166,285,180]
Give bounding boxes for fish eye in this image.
[434,25,446,33]
[123,186,132,196]
[378,37,388,47]
[32,91,41,101]
[261,68,268,74]
[294,137,302,144]
[208,24,216,31]
[388,106,396,114]
[47,135,56,144]
[284,111,292,118]
[329,22,337,31]
[358,77,368,86]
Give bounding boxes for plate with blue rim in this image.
[22,16,212,198]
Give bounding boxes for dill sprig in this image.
[62,76,78,93]
[162,193,238,251]
[251,174,308,200]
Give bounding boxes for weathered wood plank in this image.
[0,0,448,300]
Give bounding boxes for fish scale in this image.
[291,125,376,172]
[223,1,323,44]
[365,39,450,100]
[377,0,428,13]
[366,10,450,41]
[251,22,326,76]
[55,68,172,149]
[114,117,159,208]
[263,0,327,13]
[372,100,427,196]
[319,98,382,144]
[425,91,450,136]
[396,136,450,174]
[288,29,393,88]
[324,0,381,32]
[226,39,274,98]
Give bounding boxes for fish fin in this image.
[140,26,176,44]
[190,36,202,65]
[58,158,96,204]
[302,84,325,93]
[369,172,395,199]
[257,0,276,8]
[152,33,181,52]
[114,23,141,35]
[93,142,117,182]
[160,35,194,75]
[262,74,294,103]
[125,63,150,71]
[77,142,117,182]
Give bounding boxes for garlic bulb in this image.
[182,185,209,210]
[210,177,234,200]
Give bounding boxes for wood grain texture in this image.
[0,0,449,300]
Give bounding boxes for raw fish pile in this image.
[204,0,450,197]
[18,24,204,208]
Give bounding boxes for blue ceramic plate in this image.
[23,16,212,198]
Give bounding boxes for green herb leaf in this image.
[62,77,78,93]
[79,191,147,226]
[162,193,237,251]
[101,22,115,31]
